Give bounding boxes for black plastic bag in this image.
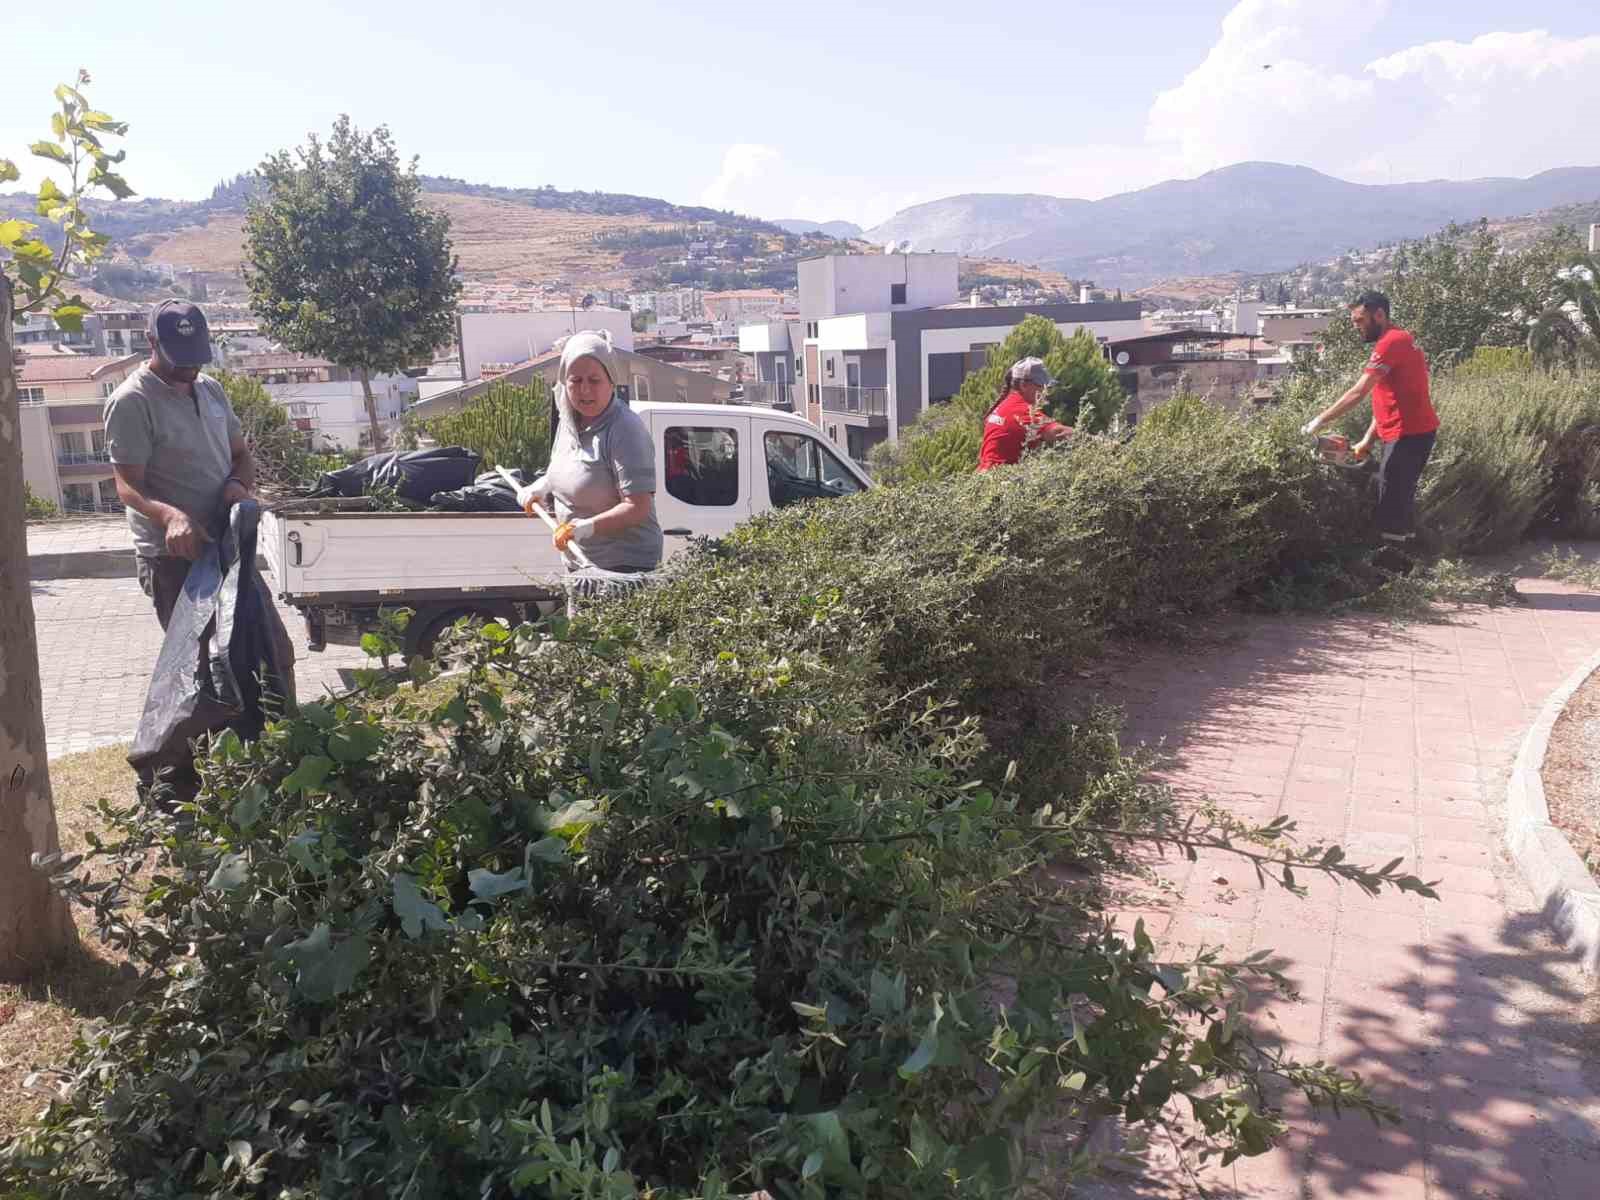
[308,447,481,503]
[429,467,529,512]
[129,501,297,793]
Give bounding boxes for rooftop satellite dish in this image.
[897,239,914,254]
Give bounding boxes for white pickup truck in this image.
[261,402,872,658]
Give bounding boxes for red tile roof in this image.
[17,354,141,383]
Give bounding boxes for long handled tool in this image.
[495,467,596,569]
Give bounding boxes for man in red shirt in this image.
[976,357,1073,471]
[1302,291,1439,556]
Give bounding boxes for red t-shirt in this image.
[976,392,1067,471]
[1364,327,1438,442]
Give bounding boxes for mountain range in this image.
[862,163,1600,288]
[772,219,864,239]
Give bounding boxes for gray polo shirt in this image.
[104,365,242,557]
[545,399,662,571]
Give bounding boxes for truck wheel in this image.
[406,605,514,662]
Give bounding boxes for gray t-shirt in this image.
[104,366,243,557]
[545,400,663,571]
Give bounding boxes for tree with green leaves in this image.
[0,72,131,979]
[1528,254,1600,370]
[1319,221,1588,373]
[243,116,460,452]
[868,316,1124,484]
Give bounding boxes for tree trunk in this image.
[0,275,79,981]
[359,366,383,453]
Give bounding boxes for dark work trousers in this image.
[1375,432,1436,541]
[136,555,193,630]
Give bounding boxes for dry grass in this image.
[138,193,690,287]
[0,745,141,1145]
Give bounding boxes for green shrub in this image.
[23,481,58,521]
[869,316,1124,485]
[1420,368,1600,550]
[1453,345,1533,378]
[214,369,319,491]
[420,379,554,475]
[9,396,1441,1198]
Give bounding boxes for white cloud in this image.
[1015,9,1599,206]
[700,144,782,210]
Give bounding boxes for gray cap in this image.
[1009,357,1054,388]
[147,298,212,367]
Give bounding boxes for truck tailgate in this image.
[263,510,565,601]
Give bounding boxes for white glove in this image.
[515,475,551,511]
[570,518,595,543]
[1300,419,1321,437]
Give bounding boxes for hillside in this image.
[867,163,1600,288]
[1134,197,1600,309]
[774,219,863,238]
[0,176,801,299]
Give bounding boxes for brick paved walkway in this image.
[1080,579,1600,1199]
[32,577,372,759]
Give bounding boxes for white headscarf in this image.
[554,330,627,448]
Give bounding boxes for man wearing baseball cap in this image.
[104,299,258,628]
[976,357,1074,471]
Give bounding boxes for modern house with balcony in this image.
[16,354,143,514]
[738,252,1144,462]
[226,352,419,452]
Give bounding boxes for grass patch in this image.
[1535,546,1600,592]
[0,745,140,1145]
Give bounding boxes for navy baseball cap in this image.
[147,299,213,367]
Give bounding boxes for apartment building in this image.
[226,352,418,452]
[450,309,634,385]
[17,354,143,514]
[703,289,784,324]
[738,252,1143,462]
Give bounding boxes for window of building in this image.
[675,384,689,404]
[805,322,818,339]
[794,357,803,376]
[764,431,864,509]
[56,430,87,458]
[61,483,94,513]
[97,477,121,511]
[632,374,651,403]
[890,283,907,305]
[101,379,118,398]
[663,425,739,507]
[18,386,44,404]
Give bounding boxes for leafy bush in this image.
[6,394,1442,1198]
[23,481,59,521]
[1420,368,1600,550]
[1453,345,1533,378]
[420,379,553,475]
[869,316,1124,485]
[214,369,319,491]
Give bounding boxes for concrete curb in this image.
[29,551,270,582]
[1505,646,1600,974]
[28,548,139,580]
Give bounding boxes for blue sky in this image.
[4,1,1596,229]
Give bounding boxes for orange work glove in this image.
[552,518,593,552]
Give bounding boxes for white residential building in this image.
[738,252,1144,462]
[453,309,634,384]
[227,352,418,452]
[703,289,784,324]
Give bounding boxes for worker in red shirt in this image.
[977,357,1073,471]
[1302,290,1439,557]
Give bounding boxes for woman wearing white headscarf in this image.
[518,331,663,573]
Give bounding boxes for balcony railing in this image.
[744,381,795,409]
[819,385,889,418]
[57,448,110,465]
